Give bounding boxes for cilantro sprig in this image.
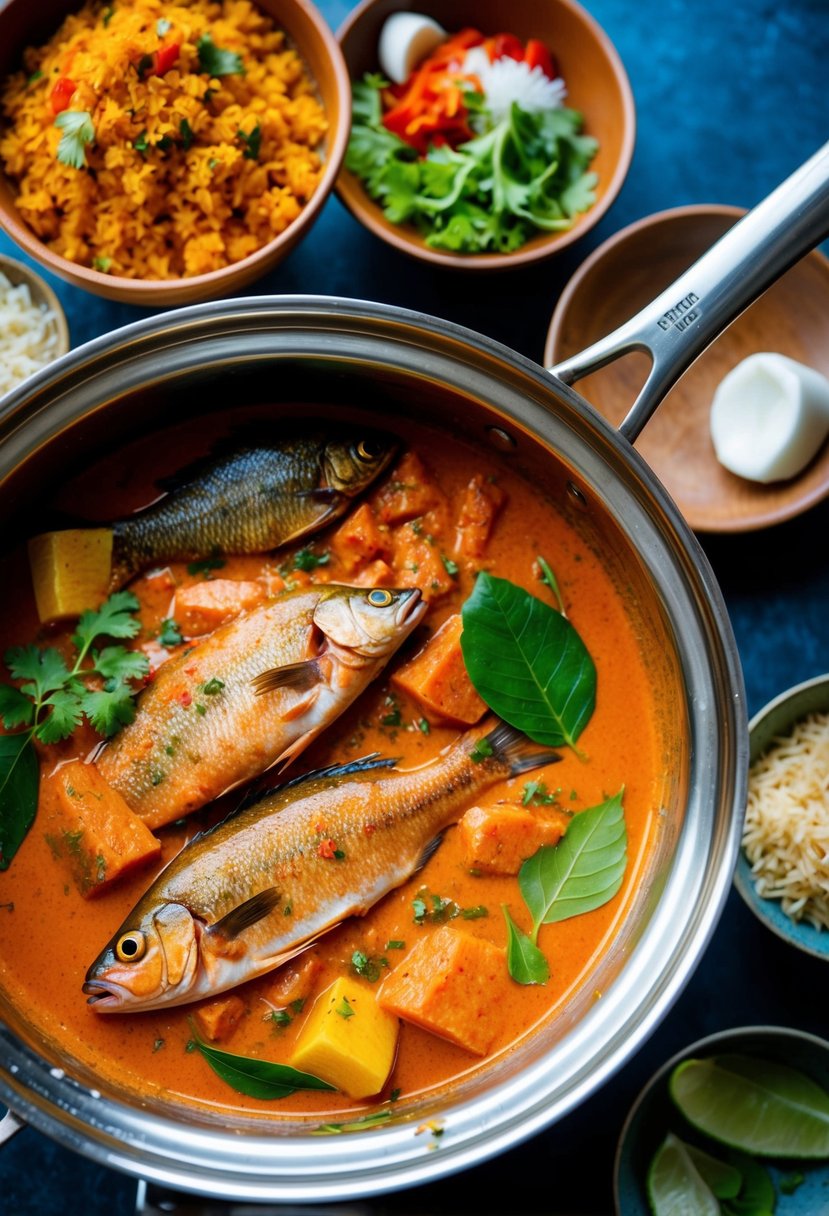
[0,592,149,870]
[196,33,244,78]
[55,110,95,169]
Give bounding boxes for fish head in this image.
[314,586,427,658]
[82,901,199,1013]
[322,431,398,496]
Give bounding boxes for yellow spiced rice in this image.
[0,0,327,278]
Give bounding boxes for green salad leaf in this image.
[346,77,598,254]
[190,1030,335,1100]
[0,591,149,870]
[460,571,596,750]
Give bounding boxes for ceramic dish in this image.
[614,1025,829,1215]
[336,0,635,269]
[0,252,69,393]
[0,0,350,306]
[544,205,829,532]
[734,673,829,962]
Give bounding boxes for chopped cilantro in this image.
[417,717,430,735]
[266,1008,292,1028]
[156,17,172,36]
[292,548,330,572]
[27,70,44,85]
[102,6,114,26]
[157,618,182,647]
[202,678,224,696]
[153,1037,165,1052]
[290,998,305,1014]
[197,33,244,77]
[469,737,494,763]
[195,703,207,716]
[92,255,112,273]
[350,950,388,982]
[55,110,95,169]
[179,118,195,150]
[187,551,225,577]
[237,123,261,161]
[460,905,488,920]
[335,997,355,1019]
[133,130,149,155]
[441,553,459,578]
[521,779,558,807]
[386,939,405,950]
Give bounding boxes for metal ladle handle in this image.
[547,140,829,444]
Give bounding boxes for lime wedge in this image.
[669,1054,829,1158]
[646,1132,720,1215]
[685,1142,742,1198]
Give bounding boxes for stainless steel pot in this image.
[1,144,828,1203]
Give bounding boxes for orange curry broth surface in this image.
[0,413,662,1121]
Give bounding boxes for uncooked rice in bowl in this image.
[743,710,829,931]
[0,0,327,278]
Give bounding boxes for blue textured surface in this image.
[1,1,829,1213]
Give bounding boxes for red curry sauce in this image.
[0,414,662,1120]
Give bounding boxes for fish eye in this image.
[115,932,146,963]
[355,438,383,462]
[367,588,394,607]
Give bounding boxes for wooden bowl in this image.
[0,252,69,392]
[0,0,350,306]
[336,0,635,270]
[544,205,829,532]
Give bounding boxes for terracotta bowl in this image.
[544,205,829,533]
[0,0,350,306]
[0,252,69,394]
[336,0,635,270]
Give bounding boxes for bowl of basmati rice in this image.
[0,253,69,397]
[736,673,829,961]
[0,0,350,305]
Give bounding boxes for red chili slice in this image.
[49,77,76,114]
[524,39,557,79]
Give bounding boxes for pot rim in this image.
[0,296,747,1201]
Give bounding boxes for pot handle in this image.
[546,140,829,443]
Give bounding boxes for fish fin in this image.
[252,659,321,696]
[414,832,444,873]
[296,487,339,504]
[209,888,283,940]
[238,753,400,813]
[481,719,562,776]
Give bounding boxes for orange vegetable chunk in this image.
[391,613,487,725]
[349,559,395,587]
[330,503,390,574]
[42,759,161,897]
[459,804,570,875]
[373,452,446,525]
[193,994,246,1043]
[174,579,266,636]
[455,475,506,558]
[264,954,323,1009]
[390,526,455,602]
[378,925,507,1056]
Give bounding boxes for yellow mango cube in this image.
[28,528,113,623]
[290,976,398,1099]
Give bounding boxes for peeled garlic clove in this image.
[378,12,447,84]
[709,352,829,483]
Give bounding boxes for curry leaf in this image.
[502,905,549,985]
[0,734,39,871]
[519,791,627,938]
[190,1031,335,1100]
[460,572,596,749]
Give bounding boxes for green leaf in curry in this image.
[502,904,549,985]
[189,1027,336,1100]
[460,571,596,750]
[0,733,39,872]
[519,791,627,936]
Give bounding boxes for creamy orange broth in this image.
[0,415,661,1120]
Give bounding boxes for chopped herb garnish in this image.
[381,709,402,727]
[521,779,558,807]
[153,1037,165,1052]
[460,905,488,920]
[412,897,428,924]
[350,950,388,982]
[335,997,355,1019]
[179,118,194,150]
[195,703,207,716]
[441,554,459,578]
[266,1008,292,1028]
[389,1087,401,1102]
[237,123,261,160]
[187,550,226,577]
[55,110,95,169]
[196,32,245,77]
[469,737,494,763]
[133,130,149,155]
[92,256,112,273]
[208,156,220,170]
[156,134,174,152]
[385,939,405,950]
[202,678,224,696]
[290,998,305,1014]
[185,1038,197,1052]
[156,17,172,36]
[417,717,430,735]
[292,548,330,572]
[102,5,114,26]
[27,70,44,85]
[158,618,182,647]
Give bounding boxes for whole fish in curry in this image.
[96,583,426,828]
[0,413,663,1119]
[84,721,558,1012]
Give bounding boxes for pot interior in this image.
[0,300,744,1199]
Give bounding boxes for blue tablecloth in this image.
[1,1,828,1212]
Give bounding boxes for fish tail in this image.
[482,719,561,776]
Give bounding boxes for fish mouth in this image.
[82,980,123,1010]
[397,588,427,626]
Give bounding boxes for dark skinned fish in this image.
[83,720,560,1012]
[109,428,397,587]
